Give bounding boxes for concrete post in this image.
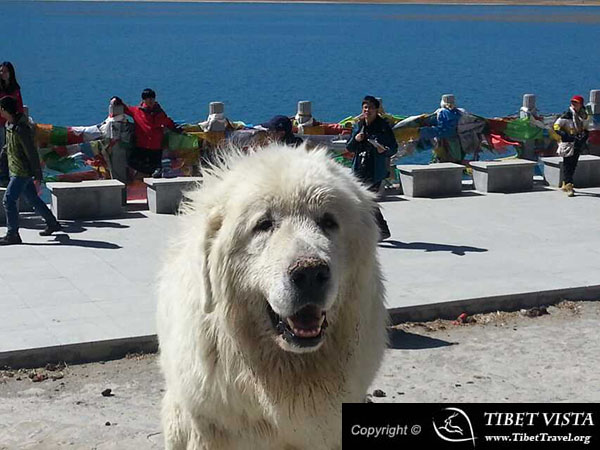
[589,90,600,112]
[295,101,313,134]
[376,97,385,114]
[588,89,600,156]
[107,101,131,205]
[199,102,227,132]
[297,101,311,117]
[519,94,537,161]
[520,94,537,118]
[209,102,224,115]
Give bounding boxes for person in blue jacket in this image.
[346,95,398,241]
[420,94,463,163]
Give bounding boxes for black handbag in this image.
[356,142,375,181]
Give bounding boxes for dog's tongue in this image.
[287,305,325,338]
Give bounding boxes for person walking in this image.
[346,95,398,241]
[0,61,24,187]
[0,96,62,245]
[553,95,588,197]
[111,89,177,177]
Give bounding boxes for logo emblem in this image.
[433,407,477,447]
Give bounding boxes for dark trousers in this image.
[0,127,8,186]
[128,147,163,175]
[563,143,583,185]
[0,152,8,187]
[367,181,390,236]
[3,176,58,235]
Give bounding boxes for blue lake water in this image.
[5,1,600,128]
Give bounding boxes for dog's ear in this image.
[200,209,223,314]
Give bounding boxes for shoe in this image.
[39,222,63,236]
[378,229,391,242]
[0,233,22,245]
[560,181,567,191]
[565,183,575,197]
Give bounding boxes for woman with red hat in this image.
[553,95,588,197]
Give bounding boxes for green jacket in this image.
[3,114,42,179]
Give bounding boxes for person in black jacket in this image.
[346,96,398,241]
[553,95,588,197]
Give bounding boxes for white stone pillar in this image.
[519,94,537,161]
[587,90,600,156]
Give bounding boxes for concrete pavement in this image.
[378,184,600,321]
[1,184,599,368]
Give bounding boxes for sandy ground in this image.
[1,300,599,449]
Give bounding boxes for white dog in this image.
[157,144,388,450]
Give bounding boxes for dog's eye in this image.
[254,218,274,233]
[318,213,339,232]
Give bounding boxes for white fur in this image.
[157,144,388,450]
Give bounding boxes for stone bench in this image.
[144,177,201,214]
[470,159,537,193]
[46,180,125,220]
[397,163,464,197]
[541,155,600,188]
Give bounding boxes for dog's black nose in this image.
[289,259,330,303]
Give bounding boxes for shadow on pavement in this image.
[63,220,130,234]
[25,233,122,249]
[379,240,488,256]
[574,191,600,198]
[388,328,456,350]
[377,196,408,203]
[19,212,148,234]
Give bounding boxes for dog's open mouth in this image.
[267,303,329,348]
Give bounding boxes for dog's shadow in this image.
[387,328,456,350]
[380,240,488,256]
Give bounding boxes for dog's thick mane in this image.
[158,144,387,448]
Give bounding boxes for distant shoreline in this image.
[35,0,600,6]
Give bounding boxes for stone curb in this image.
[2,285,600,369]
[0,335,158,370]
[389,284,600,324]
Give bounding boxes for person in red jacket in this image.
[0,61,24,187]
[111,89,177,176]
